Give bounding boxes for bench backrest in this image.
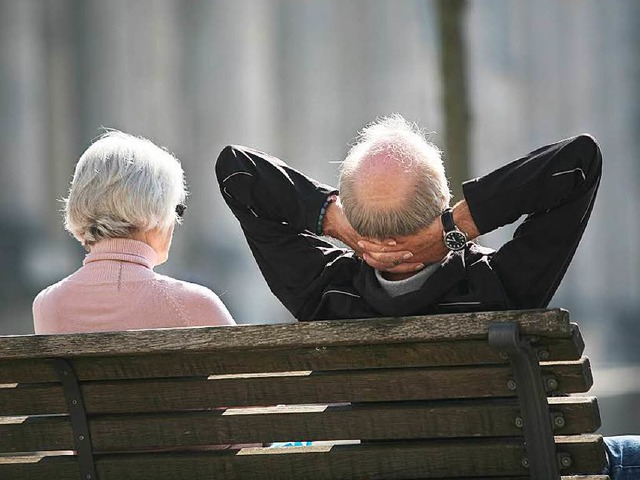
[0,309,609,479]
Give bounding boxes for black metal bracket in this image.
[488,322,560,480]
[53,358,98,480]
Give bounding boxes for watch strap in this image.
[441,207,455,232]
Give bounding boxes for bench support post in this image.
[53,358,98,480]
[488,322,560,480]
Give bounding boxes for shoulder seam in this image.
[150,279,189,326]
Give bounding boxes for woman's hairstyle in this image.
[64,130,187,248]
[339,115,450,239]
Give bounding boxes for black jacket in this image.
[216,135,601,321]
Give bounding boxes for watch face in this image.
[444,231,467,250]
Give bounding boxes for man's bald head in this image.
[339,115,450,239]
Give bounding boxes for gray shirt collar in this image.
[374,263,440,297]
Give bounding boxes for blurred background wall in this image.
[0,0,638,435]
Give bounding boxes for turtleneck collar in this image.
[83,238,158,269]
[374,262,441,297]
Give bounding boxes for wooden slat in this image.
[0,359,593,416]
[412,477,607,480]
[424,477,608,480]
[0,328,585,384]
[0,358,58,384]
[0,454,78,480]
[549,396,602,434]
[562,477,609,480]
[0,435,606,480]
[1,342,510,384]
[0,415,72,453]
[0,309,570,360]
[0,397,601,453]
[544,358,594,393]
[400,478,609,480]
[0,463,609,480]
[557,434,609,475]
[567,322,585,358]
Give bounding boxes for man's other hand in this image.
[322,198,365,255]
[357,218,445,273]
[357,200,480,273]
[323,198,413,264]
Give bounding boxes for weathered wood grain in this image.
[561,477,610,480]
[0,330,584,384]
[0,309,570,360]
[0,397,600,453]
[548,396,602,433]
[0,360,592,416]
[0,415,74,453]
[0,452,610,480]
[0,310,607,480]
[0,435,606,480]
[557,434,609,474]
[544,358,594,394]
[0,454,79,480]
[414,477,609,480]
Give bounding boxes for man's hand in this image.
[322,197,415,262]
[357,200,480,273]
[322,198,362,253]
[357,219,445,273]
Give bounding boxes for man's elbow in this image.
[572,133,599,152]
[216,144,239,167]
[215,145,242,186]
[571,133,602,180]
[215,145,258,207]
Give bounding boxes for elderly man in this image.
[216,115,600,320]
[216,115,640,478]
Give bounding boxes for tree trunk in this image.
[436,0,470,203]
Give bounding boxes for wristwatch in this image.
[441,207,467,251]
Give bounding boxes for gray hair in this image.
[339,115,450,239]
[64,130,187,247]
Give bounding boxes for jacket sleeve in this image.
[462,134,602,235]
[216,145,338,235]
[215,145,351,320]
[461,134,602,308]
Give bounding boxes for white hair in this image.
[339,114,450,239]
[64,130,187,248]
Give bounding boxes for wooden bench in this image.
[0,308,609,479]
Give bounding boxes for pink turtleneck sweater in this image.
[33,238,235,334]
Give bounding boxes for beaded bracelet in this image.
[316,194,338,235]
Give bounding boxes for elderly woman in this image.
[33,131,235,333]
